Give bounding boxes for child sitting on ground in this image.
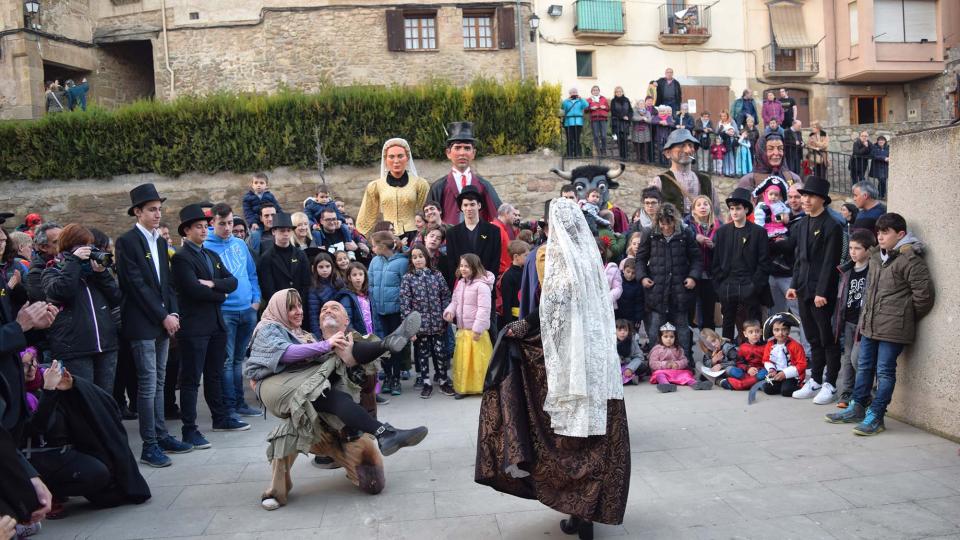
[242,172,282,231]
[616,319,647,385]
[761,313,808,396]
[698,328,739,379]
[648,323,712,392]
[720,320,767,390]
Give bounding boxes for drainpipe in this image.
[160,0,175,98]
[517,0,525,79]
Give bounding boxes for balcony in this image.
[762,44,819,77]
[658,4,710,45]
[574,0,624,38]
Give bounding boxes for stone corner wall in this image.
[885,124,960,442]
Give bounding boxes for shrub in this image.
[0,80,561,180]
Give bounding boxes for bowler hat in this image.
[446,121,477,144]
[0,212,14,226]
[663,128,700,151]
[725,187,754,215]
[127,183,166,216]
[797,176,832,205]
[456,185,484,207]
[177,203,211,236]
[270,212,295,230]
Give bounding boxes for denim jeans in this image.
[61,350,118,395]
[130,337,170,446]
[179,332,230,432]
[222,308,257,412]
[836,321,860,397]
[590,119,608,154]
[853,336,904,418]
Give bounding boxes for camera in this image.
[89,248,114,268]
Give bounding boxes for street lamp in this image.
[529,13,540,42]
[24,1,40,29]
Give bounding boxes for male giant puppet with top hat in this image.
[429,121,503,225]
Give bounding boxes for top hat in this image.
[725,187,755,215]
[127,183,166,216]
[456,185,484,207]
[0,212,14,226]
[177,203,212,236]
[798,176,832,205]
[446,121,477,144]
[663,128,700,151]
[270,212,295,230]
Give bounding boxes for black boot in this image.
[375,423,428,456]
[560,516,581,535]
[577,520,593,540]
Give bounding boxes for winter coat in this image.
[444,271,494,335]
[848,139,872,177]
[610,96,633,134]
[732,97,758,127]
[242,190,282,228]
[615,275,645,324]
[858,235,935,344]
[368,252,409,317]
[257,244,311,317]
[605,262,623,309]
[648,345,688,371]
[631,104,655,143]
[561,97,589,127]
[636,225,702,314]
[307,281,341,337]
[335,289,371,335]
[587,96,610,121]
[654,78,682,109]
[685,216,721,279]
[400,268,451,335]
[675,113,695,131]
[761,100,784,126]
[762,337,807,384]
[868,143,889,180]
[40,255,121,358]
[782,211,844,300]
[694,119,715,148]
[711,222,772,306]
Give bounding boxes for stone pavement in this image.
[40,381,960,540]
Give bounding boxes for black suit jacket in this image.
[443,221,502,289]
[711,222,772,306]
[257,245,311,311]
[115,227,180,340]
[171,244,238,337]
[782,213,843,300]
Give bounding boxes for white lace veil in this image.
[540,198,623,438]
[379,138,419,180]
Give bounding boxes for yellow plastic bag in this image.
[451,328,493,395]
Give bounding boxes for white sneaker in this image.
[792,379,821,399]
[813,382,838,405]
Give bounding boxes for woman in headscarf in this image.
[244,289,427,510]
[476,198,630,540]
[737,131,802,193]
[355,138,430,242]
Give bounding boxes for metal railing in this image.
[762,44,819,74]
[658,3,711,37]
[558,119,858,197]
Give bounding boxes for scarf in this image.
[255,289,316,345]
[24,365,43,414]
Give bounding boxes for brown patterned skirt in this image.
[474,329,631,525]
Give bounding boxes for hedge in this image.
[0,80,562,180]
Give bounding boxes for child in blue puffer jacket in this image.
[369,231,410,395]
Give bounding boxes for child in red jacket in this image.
[761,313,808,396]
[720,320,767,390]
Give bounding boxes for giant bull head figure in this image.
[550,163,625,207]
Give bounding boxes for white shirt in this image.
[136,222,162,283]
[452,168,473,193]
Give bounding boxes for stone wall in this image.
[0,152,740,242]
[93,40,156,107]
[38,0,94,42]
[905,46,960,124]
[885,124,960,441]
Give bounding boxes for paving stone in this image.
[721,483,853,518]
[809,501,960,539]
[823,470,957,507]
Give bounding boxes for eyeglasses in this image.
[22,360,38,369]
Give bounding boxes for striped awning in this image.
[769,2,816,48]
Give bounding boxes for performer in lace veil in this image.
[475,198,630,540]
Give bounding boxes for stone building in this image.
[534,0,960,148]
[0,0,536,119]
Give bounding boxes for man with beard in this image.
[649,129,719,216]
[428,122,502,225]
[737,132,802,193]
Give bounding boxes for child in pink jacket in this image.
[443,254,495,397]
[649,323,712,392]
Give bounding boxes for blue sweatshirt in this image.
[204,229,262,312]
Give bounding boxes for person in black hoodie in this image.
[41,224,122,393]
[784,177,844,404]
[711,188,771,341]
[171,204,247,449]
[258,212,311,324]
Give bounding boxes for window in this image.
[874,0,936,43]
[576,50,594,78]
[850,96,886,124]
[463,13,494,49]
[848,1,858,46]
[404,15,437,50]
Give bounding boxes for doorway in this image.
[765,87,809,126]
[851,95,886,124]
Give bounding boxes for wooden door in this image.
[683,85,729,117]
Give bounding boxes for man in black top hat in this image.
[257,212,311,322]
[712,188,772,341]
[171,204,248,450]
[114,183,194,467]
[784,176,844,404]
[428,121,502,225]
